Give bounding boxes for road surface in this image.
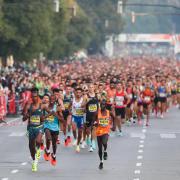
[0,107,180,180]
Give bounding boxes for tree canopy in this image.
[0,0,125,61]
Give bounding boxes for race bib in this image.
[88,104,97,112]
[115,96,124,106]
[64,102,70,109]
[75,108,84,116]
[159,93,166,97]
[99,118,109,127]
[110,97,114,103]
[30,115,40,124]
[128,94,133,99]
[116,101,123,106]
[144,96,151,102]
[47,115,54,122]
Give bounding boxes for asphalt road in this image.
[0,107,180,180]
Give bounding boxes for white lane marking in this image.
[138,149,143,153]
[133,178,140,180]
[134,170,141,174]
[1,178,9,180]
[142,129,147,133]
[9,132,25,137]
[160,134,176,139]
[140,140,144,144]
[140,136,146,139]
[130,133,145,138]
[139,144,144,148]
[11,169,19,174]
[7,118,21,124]
[21,162,27,166]
[0,117,22,127]
[136,163,142,167]
[137,155,143,160]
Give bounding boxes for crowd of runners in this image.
[0,56,180,171]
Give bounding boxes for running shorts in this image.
[72,116,84,129]
[27,125,44,140]
[115,107,125,119]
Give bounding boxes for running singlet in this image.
[114,91,126,108]
[126,87,133,100]
[143,88,152,104]
[29,104,42,126]
[106,89,116,104]
[86,94,99,115]
[44,104,59,131]
[158,86,167,97]
[96,110,110,136]
[72,97,84,117]
[63,94,72,111]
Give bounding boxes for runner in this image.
[63,85,73,146]
[126,80,134,125]
[157,80,168,118]
[43,94,64,166]
[22,88,45,172]
[83,83,99,152]
[53,88,65,144]
[114,81,128,136]
[71,87,86,152]
[95,99,112,170]
[142,82,153,126]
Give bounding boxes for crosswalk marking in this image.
[160,134,176,139]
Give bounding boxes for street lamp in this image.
[131,11,136,23]
[117,0,123,14]
[53,0,60,13]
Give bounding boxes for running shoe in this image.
[99,162,103,170]
[81,141,86,149]
[51,154,57,166]
[103,152,108,160]
[76,145,80,153]
[126,120,131,126]
[160,114,164,119]
[89,146,93,152]
[35,148,41,160]
[32,161,37,172]
[44,149,50,161]
[73,139,77,146]
[67,136,71,144]
[92,140,96,150]
[86,137,91,146]
[116,131,123,137]
[64,139,69,147]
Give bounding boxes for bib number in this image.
[47,115,54,122]
[88,104,97,112]
[75,108,84,116]
[30,115,40,125]
[64,102,70,109]
[144,96,151,102]
[99,118,109,127]
[159,93,166,97]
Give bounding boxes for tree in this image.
[77,0,126,53]
[0,0,54,61]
